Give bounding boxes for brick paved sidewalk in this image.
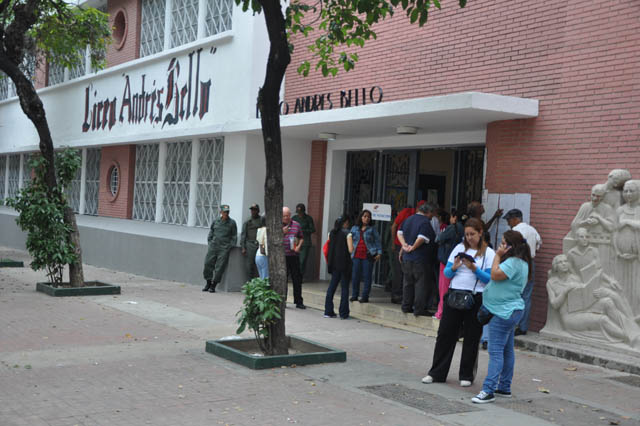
[1,246,639,426]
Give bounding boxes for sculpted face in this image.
[623,181,640,204]
[577,228,589,247]
[608,169,631,189]
[591,187,605,205]
[554,255,570,274]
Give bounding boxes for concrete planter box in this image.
[206,335,346,370]
[0,259,24,267]
[36,281,121,297]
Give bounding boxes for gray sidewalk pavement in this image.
[1,246,639,426]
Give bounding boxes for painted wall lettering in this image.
[82,48,214,132]
[256,86,383,118]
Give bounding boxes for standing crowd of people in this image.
[201,199,541,404]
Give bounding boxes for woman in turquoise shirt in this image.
[472,230,531,404]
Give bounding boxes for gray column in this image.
[155,142,167,223]
[187,138,200,226]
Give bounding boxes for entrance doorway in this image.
[343,146,485,285]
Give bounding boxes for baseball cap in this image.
[503,208,522,220]
[221,204,230,212]
[249,203,260,211]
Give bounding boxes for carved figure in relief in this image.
[545,170,640,353]
[603,169,632,210]
[546,255,639,349]
[613,179,640,316]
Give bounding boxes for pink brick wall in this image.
[98,145,136,219]
[290,0,640,331]
[107,0,141,67]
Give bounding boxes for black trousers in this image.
[391,245,404,300]
[286,255,303,305]
[401,259,435,314]
[428,292,483,383]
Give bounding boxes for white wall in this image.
[281,138,311,212]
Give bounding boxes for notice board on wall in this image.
[482,191,531,248]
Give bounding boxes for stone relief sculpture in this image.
[543,170,640,352]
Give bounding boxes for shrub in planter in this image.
[6,149,81,285]
[236,277,283,355]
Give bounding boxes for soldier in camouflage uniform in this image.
[292,203,316,280]
[240,203,265,280]
[202,204,237,293]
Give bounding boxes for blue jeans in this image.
[482,309,523,395]
[255,254,269,279]
[518,261,535,332]
[325,270,350,318]
[351,257,373,299]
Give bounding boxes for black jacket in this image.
[327,229,352,275]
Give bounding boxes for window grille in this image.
[170,0,199,49]
[66,166,82,213]
[205,0,233,37]
[69,49,86,80]
[48,62,65,86]
[195,137,224,228]
[162,140,191,225]
[22,154,33,187]
[0,73,9,101]
[132,144,159,221]
[140,0,166,57]
[84,148,101,215]
[7,155,20,198]
[0,156,5,202]
[109,166,120,196]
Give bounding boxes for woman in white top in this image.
[422,217,496,387]
[255,224,269,279]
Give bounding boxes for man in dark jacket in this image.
[397,202,437,316]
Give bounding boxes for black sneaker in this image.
[295,304,307,309]
[323,313,337,318]
[494,390,512,398]
[471,391,495,404]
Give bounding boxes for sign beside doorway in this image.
[363,203,392,222]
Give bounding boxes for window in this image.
[22,154,33,187]
[0,73,9,101]
[109,164,120,196]
[48,62,66,86]
[140,0,166,57]
[170,0,199,48]
[0,156,5,202]
[162,140,191,225]
[205,0,233,37]
[132,144,159,222]
[140,0,233,56]
[195,137,224,227]
[84,148,101,215]
[7,155,20,198]
[67,163,82,213]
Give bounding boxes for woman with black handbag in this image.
[422,218,495,387]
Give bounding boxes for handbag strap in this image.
[471,254,486,295]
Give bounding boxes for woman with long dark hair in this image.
[471,230,531,404]
[324,215,353,319]
[348,209,382,303]
[422,218,495,387]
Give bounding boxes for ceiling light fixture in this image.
[396,126,418,135]
[318,132,337,141]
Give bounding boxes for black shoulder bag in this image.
[446,254,486,311]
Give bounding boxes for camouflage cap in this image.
[221,204,230,212]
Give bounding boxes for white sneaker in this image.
[421,375,434,384]
[460,380,472,387]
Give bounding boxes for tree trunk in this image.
[0,54,85,287]
[259,0,292,355]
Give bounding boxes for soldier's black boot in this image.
[208,281,218,293]
[202,280,212,292]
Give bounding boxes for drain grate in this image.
[504,396,639,426]
[609,375,640,388]
[359,383,480,415]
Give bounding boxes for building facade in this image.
[1,0,639,331]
